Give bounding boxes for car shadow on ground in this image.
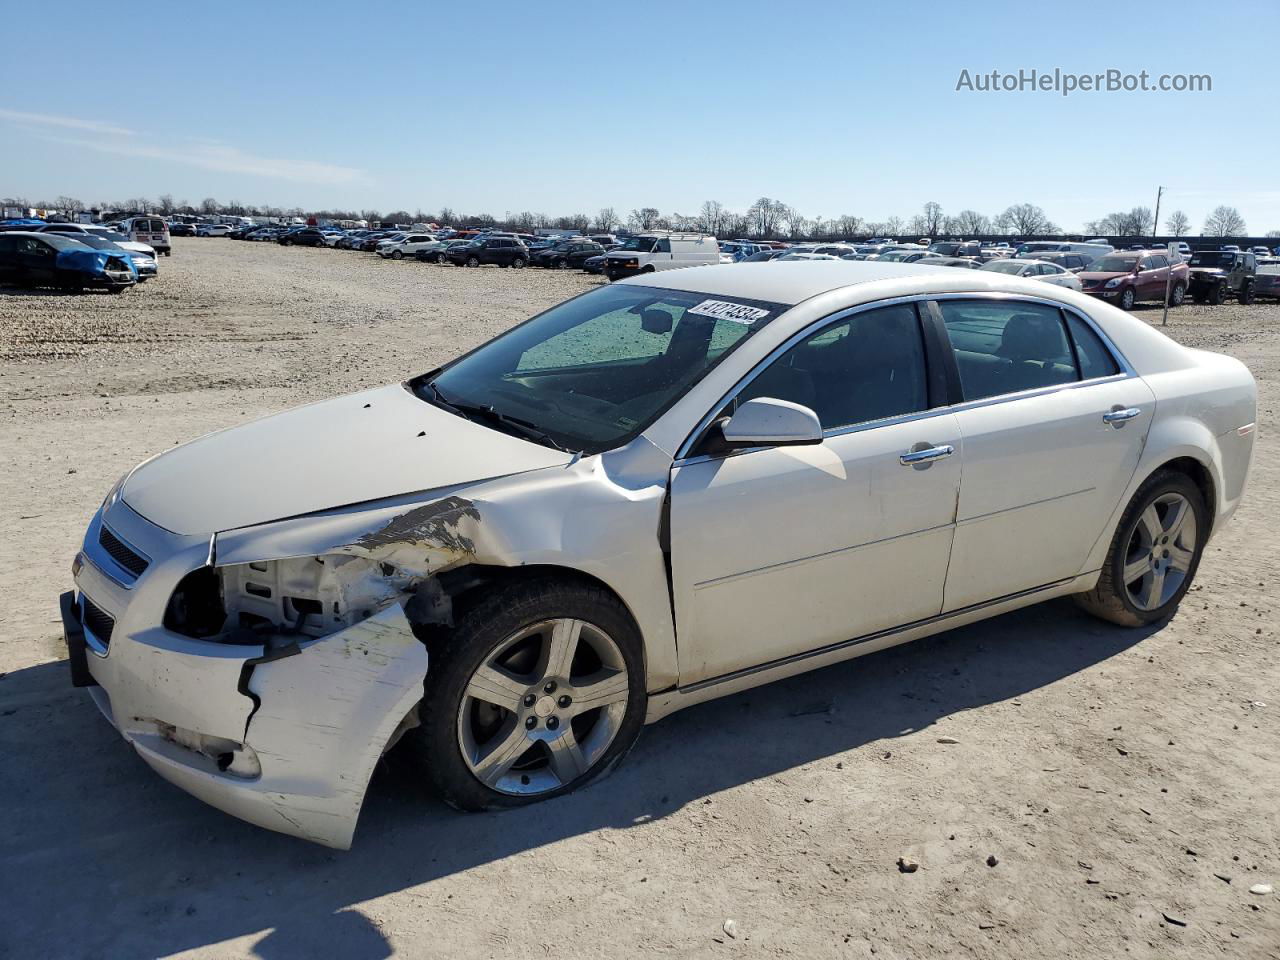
[0,597,1155,959]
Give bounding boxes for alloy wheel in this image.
[1122,492,1197,611]
[456,618,630,796]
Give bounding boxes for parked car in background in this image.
[169,222,195,237]
[1028,251,1098,273]
[1014,241,1113,262]
[589,235,620,249]
[60,261,1256,847]
[915,256,981,269]
[35,223,158,265]
[1079,251,1190,310]
[582,253,607,274]
[196,223,232,237]
[1249,246,1270,257]
[740,249,789,263]
[445,235,530,268]
[0,232,136,291]
[875,249,937,264]
[534,239,605,269]
[322,231,347,247]
[979,258,1083,291]
[58,233,158,280]
[377,233,438,259]
[776,252,841,261]
[603,233,719,280]
[1187,250,1256,305]
[1253,257,1280,301]
[279,228,327,247]
[423,239,473,264]
[118,216,171,255]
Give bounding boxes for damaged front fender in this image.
[131,605,425,849]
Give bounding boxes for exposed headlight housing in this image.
[1104,277,1125,288]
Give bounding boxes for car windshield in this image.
[420,284,787,453]
[618,236,657,252]
[1189,252,1234,268]
[1090,256,1139,272]
[981,260,1024,274]
[64,235,121,251]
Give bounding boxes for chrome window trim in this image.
[672,291,1135,464]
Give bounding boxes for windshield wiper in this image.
[423,381,575,453]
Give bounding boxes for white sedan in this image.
[63,261,1255,847]
[981,257,1083,291]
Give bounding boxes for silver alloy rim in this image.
[1123,492,1197,611]
[1122,289,1134,308]
[457,618,630,796]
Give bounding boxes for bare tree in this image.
[596,207,618,232]
[747,197,786,238]
[920,201,944,237]
[199,197,219,215]
[783,205,808,237]
[1164,210,1190,236]
[628,207,661,231]
[1266,229,1280,238]
[1000,203,1058,235]
[54,196,84,220]
[698,200,724,236]
[1203,205,1247,237]
[951,209,990,234]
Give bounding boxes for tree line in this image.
[9,193,1277,240]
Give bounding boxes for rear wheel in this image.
[412,578,645,811]
[1074,470,1207,626]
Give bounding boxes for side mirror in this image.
[719,398,823,448]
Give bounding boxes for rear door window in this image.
[938,300,1078,401]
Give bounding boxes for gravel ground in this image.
[0,239,1276,960]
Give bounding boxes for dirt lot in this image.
[1,239,1276,960]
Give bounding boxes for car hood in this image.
[1188,267,1226,275]
[1079,270,1131,281]
[121,384,573,535]
[116,241,155,256]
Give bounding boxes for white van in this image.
[604,233,719,280]
[119,216,171,256]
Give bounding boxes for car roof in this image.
[621,259,1073,305]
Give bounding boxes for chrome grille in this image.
[99,525,149,579]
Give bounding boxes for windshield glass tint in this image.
[1189,252,1233,268]
[619,237,657,252]
[982,261,1024,274]
[424,285,786,452]
[1090,257,1138,272]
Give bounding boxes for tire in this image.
[512,257,526,269]
[1074,470,1207,627]
[411,577,646,811]
[1239,282,1254,305]
[1170,282,1186,307]
[1208,282,1225,305]
[1118,287,1136,310]
[556,258,568,270]
[466,256,480,268]
[641,265,656,274]
[391,250,403,260]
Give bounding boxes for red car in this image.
[1079,251,1189,310]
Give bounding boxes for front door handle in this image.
[1103,407,1141,426]
[900,444,955,465]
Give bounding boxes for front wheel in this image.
[391,250,403,260]
[1074,470,1207,626]
[412,578,646,811]
[1209,282,1226,305]
[1118,287,1136,310]
[1239,282,1255,305]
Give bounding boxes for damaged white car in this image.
[64,261,1256,847]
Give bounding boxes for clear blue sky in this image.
[3,1,1277,234]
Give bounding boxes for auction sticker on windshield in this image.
[687,299,772,324]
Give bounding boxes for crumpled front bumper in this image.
[64,501,428,849]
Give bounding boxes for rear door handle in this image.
[900,444,955,465]
[1103,407,1141,425]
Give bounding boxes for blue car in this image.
[0,231,137,292]
[61,233,158,280]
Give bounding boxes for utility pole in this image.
[1152,185,1164,240]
